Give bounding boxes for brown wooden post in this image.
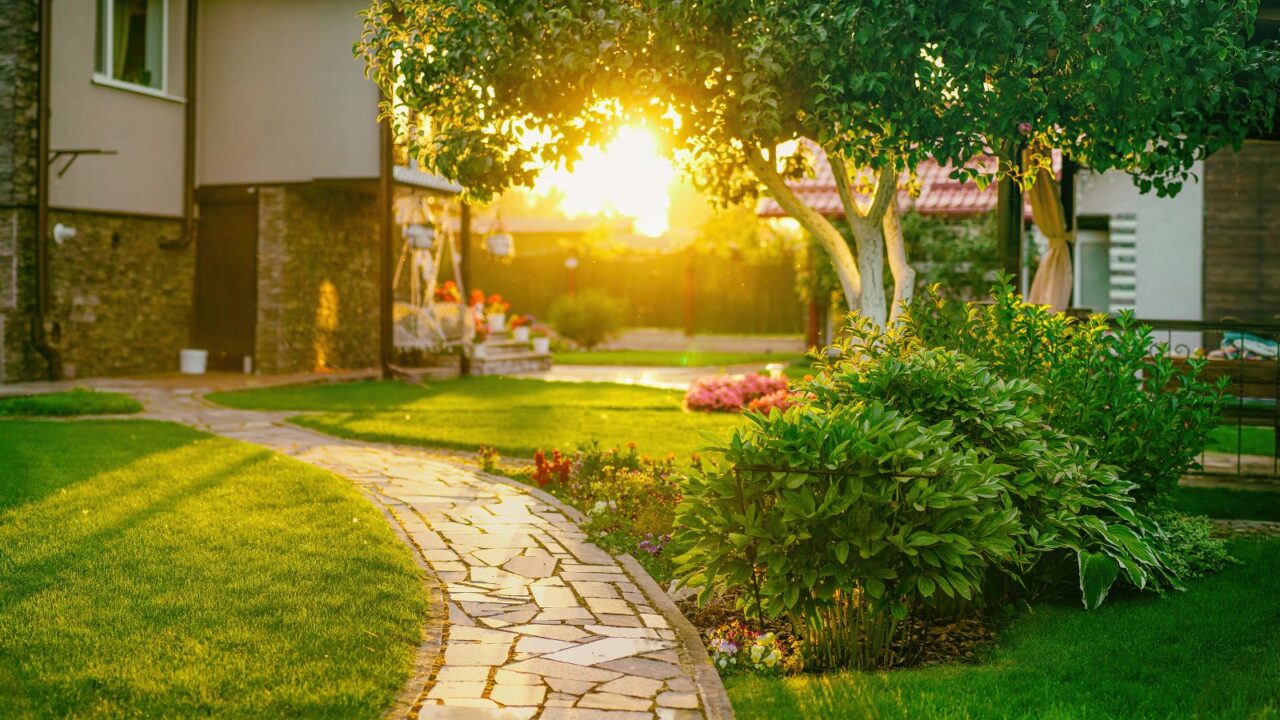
[683,246,696,337]
[378,119,395,379]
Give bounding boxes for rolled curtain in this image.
[1025,164,1073,312]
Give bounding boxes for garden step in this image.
[471,352,554,376]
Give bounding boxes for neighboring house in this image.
[1068,141,1279,326]
[0,0,459,383]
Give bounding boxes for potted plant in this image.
[486,293,510,333]
[531,326,551,355]
[510,314,532,342]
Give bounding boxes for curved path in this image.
[102,379,731,720]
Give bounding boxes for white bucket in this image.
[532,337,551,355]
[180,348,208,375]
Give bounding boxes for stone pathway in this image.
[91,380,729,720]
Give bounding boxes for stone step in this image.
[470,353,554,377]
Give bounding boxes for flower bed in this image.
[684,374,793,412]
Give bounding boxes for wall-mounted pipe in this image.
[33,0,62,380]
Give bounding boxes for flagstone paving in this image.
[101,380,728,720]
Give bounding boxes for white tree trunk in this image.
[882,201,916,323]
[744,149,863,313]
[849,217,887,326]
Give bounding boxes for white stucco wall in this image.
[197,0,380,186]
[1074,165,1204,322]
[49,0,188,217]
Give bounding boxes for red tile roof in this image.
[757,146,1036,219]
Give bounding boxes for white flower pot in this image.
[473,343,488,359]
[179,348,208,375]
[487,313,507,333]
[513,326,531,343]
[532,337,551,355]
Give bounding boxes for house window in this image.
[95,0,167,91]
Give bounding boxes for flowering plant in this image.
[532,449,572,487]
[637,533,671,556]
[707,620,798,676]
[468,288,486,308]
[486,294,510,315]
[509,314,532,329]
[684,374,792,412]
[477,445,500,473]
[746,387,797,416]
[530,325,550,338]
[434,280,462,303]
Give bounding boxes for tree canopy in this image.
[360,0,1279,321]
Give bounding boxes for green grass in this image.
[0,420,428,718]
[0,388,142,416]
[554,349,807,367]
[726,540,1280,720]
[1170,485,1280,522]
[1205,425,1276,457]
[210,378,745,458]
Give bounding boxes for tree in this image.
[359,0,1279,323]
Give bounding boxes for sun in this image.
[532,125,676,237]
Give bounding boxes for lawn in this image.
[210,377,745,458]
[554,349,808,368]
[1204,425,1275,457]
[0,420,428,718]
[0,388,141,416]
[726,539,1280,720]
[1170,485,1280,522]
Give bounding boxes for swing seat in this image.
[394,301,475,351]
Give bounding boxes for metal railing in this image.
[1136,318,1280,480]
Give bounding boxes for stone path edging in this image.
[83,381,731,720]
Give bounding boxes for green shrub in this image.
[548,290,627,350]
[810,318,1178,605]
[673,401,1021,670]
[0,389,143,417]
[1149,511,1236,580]
[908,282,1225,505]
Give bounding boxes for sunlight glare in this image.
[533,125,676,237]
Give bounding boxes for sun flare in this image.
[532,125,676,237]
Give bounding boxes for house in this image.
[0,0,461,383]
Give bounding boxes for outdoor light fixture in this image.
[52,223,77,245]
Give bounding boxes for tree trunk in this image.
[744,149,863,313]
[882,202,916,323]
[849,217,888,326]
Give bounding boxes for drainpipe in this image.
[378,118,394,379]
[33,0,62,380]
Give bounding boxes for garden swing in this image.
[392,195,475,352]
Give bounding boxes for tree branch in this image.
[745,145,862,308]
[864,164,898,225]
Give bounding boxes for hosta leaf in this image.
[1078,550,1120,610]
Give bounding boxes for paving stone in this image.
[444,643,512,666]
[508,624,592,642]
[644,649,681,664]
[543,638,671,667]
[640,613,669,629]
[427,681,488,699]
[450,625,517,644]
[539,708,651,720]
[664,677,695,693]
[598,675,664,698]
[532,607,595,621]
[597,657,684,680]
[488,608,539,624]
[490,683,547,706]
[503,658,624,683]
[531,585,581,608]
[544,676,598,695]
[515,635,578,654]
[657,691,699,709]
[571,581,620,598]
[504,553,559,579]
[657,709,704,720]
[494,669,542,685]
[585,625,658,639]
[435,666,495,683]
[594,614,643,628]
[578,691,652,711]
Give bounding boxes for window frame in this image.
[93,0,176,101]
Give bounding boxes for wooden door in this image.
[194,189,258,372]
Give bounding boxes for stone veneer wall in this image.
[254,184,380,375]
[44,210,194,378]
[0,0,40,382]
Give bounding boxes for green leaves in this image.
[1078,550,1121,610]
